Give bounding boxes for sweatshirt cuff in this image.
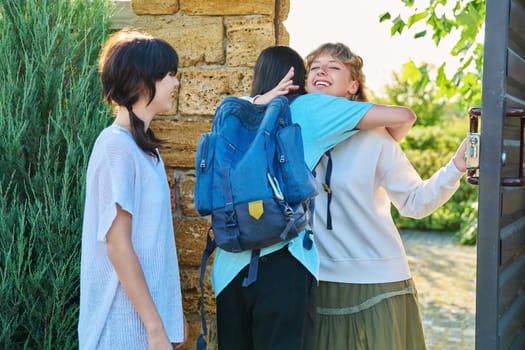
[239,95,261,104]
[445,159,465,179]
[239,95,255,103]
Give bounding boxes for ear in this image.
[347,80,359,96]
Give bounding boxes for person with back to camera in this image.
[210,45,419,350]
[78,29,188,350]
[304,42,468,350]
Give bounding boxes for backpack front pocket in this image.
[276,124,318,205]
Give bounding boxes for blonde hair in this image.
[306,43,369,102]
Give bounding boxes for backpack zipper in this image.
[200,134,209,173]
[276,133,286,164]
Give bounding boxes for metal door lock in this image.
[466,132,480,170]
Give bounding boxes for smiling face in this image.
[306,53,359,98]
[149,71,179,114]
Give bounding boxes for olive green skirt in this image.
[315,279,426,350]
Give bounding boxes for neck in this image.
[113,105,152,132]
[113,107,132,131]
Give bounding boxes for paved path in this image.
[401,231,476,350]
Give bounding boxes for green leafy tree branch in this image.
[379,0,485,111]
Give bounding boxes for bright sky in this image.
[284,0,460,95]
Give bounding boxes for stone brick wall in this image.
[113,1,290,348]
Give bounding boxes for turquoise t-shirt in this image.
[210,93,374,296]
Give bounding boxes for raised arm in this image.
[253,67,299,104]
[258,68,417,141]
[356,104,417,141]
[385,137,467,219]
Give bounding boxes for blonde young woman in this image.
[306,43,467,350]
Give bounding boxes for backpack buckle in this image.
[283,205,294,218]
[225,210,237,227]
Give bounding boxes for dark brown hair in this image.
[251,46,307,100]
[98,30,179,160]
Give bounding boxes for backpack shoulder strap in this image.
[242,249,261,287]
[197,228,216,350]
[322,150,333,230]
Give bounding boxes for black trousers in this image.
[216,247,316,350]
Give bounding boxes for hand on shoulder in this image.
[253,67,299,104]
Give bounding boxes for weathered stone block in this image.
[277,22,289,46]
[226,17,275,67]
[180,268,217,349]
[153,120,212,168]
[178,69,253,116]
[178,173,198,217]
[165,168,177,214]
[180,266,213,311]
[131,0,179,15]
[133,16,224,67]
[180,0,274,16]
[112,1,138,30]
[278,0,290,23]
[175,219,212,267]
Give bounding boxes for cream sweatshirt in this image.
[314,127,465,284]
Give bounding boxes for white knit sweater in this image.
[314,128,464,284]
[78,126,184,349]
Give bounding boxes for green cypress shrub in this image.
[0,0,113,348]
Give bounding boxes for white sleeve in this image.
[91,136,136,242]
[380,137,464,219]
[239,96,256,103]
[291,93,373,169]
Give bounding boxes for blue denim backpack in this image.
[194,96,317,349]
